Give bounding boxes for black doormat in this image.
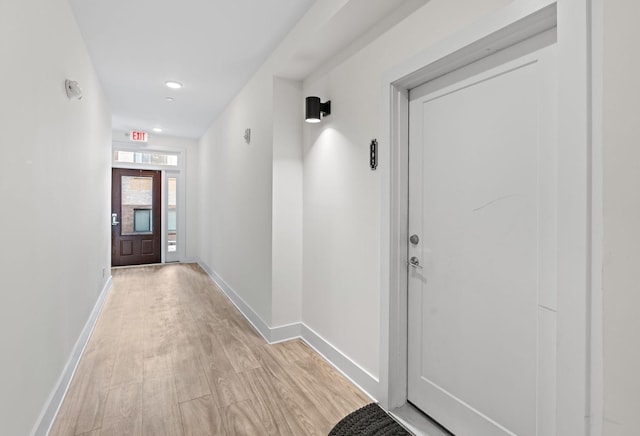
[329,403,412,436]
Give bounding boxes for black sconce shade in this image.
[305,96,331,123]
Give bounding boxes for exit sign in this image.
[130,131,148,142]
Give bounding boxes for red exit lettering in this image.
[130,131,147,142]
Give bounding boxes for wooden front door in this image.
[111,168,161,266]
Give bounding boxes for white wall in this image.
[198,72,275,325]
[112,131,200,261]
[272,77,303,328]
[196,0,512,396]
[302,0,509,383]
[602,1,640,434]
[195,0,384,334]
[0,0,112,434]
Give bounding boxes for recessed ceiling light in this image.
[152,127,163,133]
[165,97,174,102]
[165,81,182,89]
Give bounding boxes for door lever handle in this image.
[111,213,120,226]
[408,256,423,269]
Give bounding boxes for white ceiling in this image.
[69,0,316,139]
[69,0,429,140]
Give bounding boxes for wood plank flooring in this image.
[49,263,369,435]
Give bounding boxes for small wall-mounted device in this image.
[370,139,378,170]
[244,128,251,144]
[65,79,83,100]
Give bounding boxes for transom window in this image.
[113,150,178,166]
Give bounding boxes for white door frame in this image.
[112,141,187,264]
[378,1,599,434]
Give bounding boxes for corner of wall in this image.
[271,77,304,328]
[197,259,379,402]
[197,260,273,342]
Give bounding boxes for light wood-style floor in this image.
[50,263,370,435]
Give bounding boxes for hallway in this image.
[50,264,369,435]
[8,0,640,434]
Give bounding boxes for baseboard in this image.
[196,261,379,402]
[31,275,113,436]
[270,322,302,343]
[197,261,273,343]
[299,324,378,401]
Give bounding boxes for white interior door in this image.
[407,32,558,436]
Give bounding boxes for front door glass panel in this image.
[121,176,153,235]
[167,177,177,252]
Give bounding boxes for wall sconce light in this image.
[305,96,331,123]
